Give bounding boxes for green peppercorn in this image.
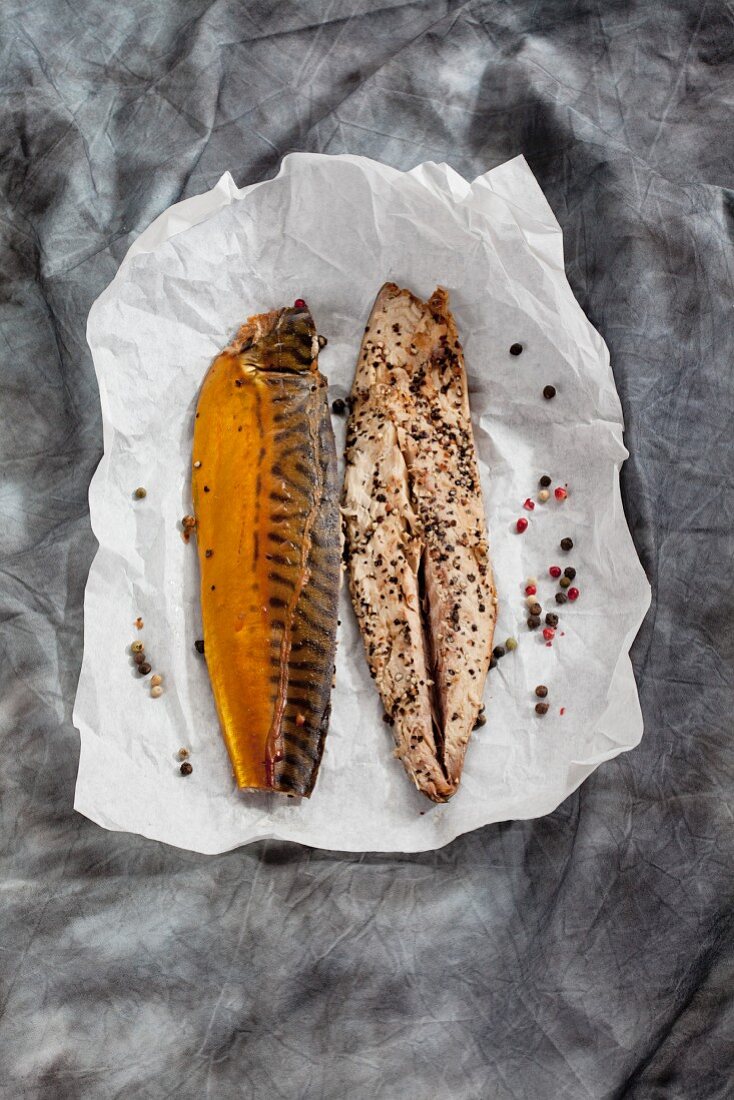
[560,537,573,551]
[492,645,506,660]
[564,567,576,580]
[505,637,518,651]
[535,702,549,716]
[545,613,559,628]
[131,641,144,654]
[559,576,571,589]
[535,685,548,698]
[133,487,147,500]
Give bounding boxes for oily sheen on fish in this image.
[192,303,340,796]
[342,283,496,802]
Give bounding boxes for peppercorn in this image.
[138,661,151,675]
[555,487,568,501]
[527,615,541,630]
[525,595,538,608]
[151,685,163,698]
[535,702,549,716]
[545,612,559,627]
[535,685,548,698]
[180,761,193,776]
[331,398,346,415]
[539,475,552,487]
[543,385,556,400]
[134,652,146,665]
[474,708,487,729]
[492,645,505,660]
[133,487,147,500]
[178,748,189,760]
[510,343,523,356]
[318,335,328,349]
[523,498,535,511]
[489,657,497,669]
[529,602,542,617]
[150,674,163,687]
[560,537,573,551]
[543,627,555,641]
[193,460,202,468]
[564,567,576,580]
[194,640,205,654]
[182,515,196,529]
[131,641,144,654]
[516,517,528,533]
[505,637,518,651]
[525,584,537,596]
[555,592,568,605]
[568,587,580,601]
[538,489,550,502]
[382,713,394,725]
[526,576,538,587]
[549,565,562,579]
[134,617,144,630]
[559,576,571,589]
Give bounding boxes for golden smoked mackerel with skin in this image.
[192,303,339,796]
[343,284,496,802]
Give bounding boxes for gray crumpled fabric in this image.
[2,2,733,1096]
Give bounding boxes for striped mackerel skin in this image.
[192,304,339,796]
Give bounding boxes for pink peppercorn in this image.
[294,298,306,308]
[554,487,568,501]
[523,498,535,511]
[516,517,528,533]
[525,584,537,596]
[549,565,562,579]
[543,627,555,641]
[568,587,580,601]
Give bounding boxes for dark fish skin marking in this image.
[267,532,288,543]
[280,752,311,772]
[286,696,321,715]
[269,491,291,503]
[253,532,259,562]
[294,462,312,479]
[269,595,288,608]
[293,607,332,637]
[265,553,291,565]
[267,570,293,586]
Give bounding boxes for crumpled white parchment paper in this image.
[74,153,651,854]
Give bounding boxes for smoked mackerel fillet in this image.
[343,284,496,802]
[192,303,339,796]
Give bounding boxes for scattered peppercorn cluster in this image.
[515,474,569,533]
[130,638,164,698]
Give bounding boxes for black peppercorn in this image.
[539,475,552,487]
[492,645,505,660]
[527,615,541,630]
[529,602,542,617]
[535,685,548,698]
[543,385,556,400]
[331,398,346,415]
[489,657,498,669]
[564,567,576,580]
[194,640,205,654]
[138,661,151,675]
[318,334,328,349]
[545,612,559,628]
[382,713,394,725]
[474,708,487,730]
[180,761,193,776]
[555,592,568,605]
[134,651,146,665]
[535,702,549,716]
[509,343,523,356]
[560,537,573,551]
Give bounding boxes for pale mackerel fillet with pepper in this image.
[342,283,496,802]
